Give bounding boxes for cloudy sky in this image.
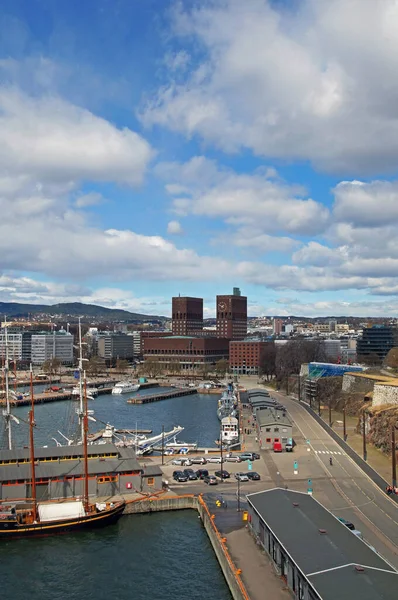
[1,0,398,318]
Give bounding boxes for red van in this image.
[273,441,283,452]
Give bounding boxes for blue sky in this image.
[2,0,398,318]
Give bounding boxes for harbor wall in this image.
[197,496,249,600]
[122,494,250,600]
[124,494,197,514]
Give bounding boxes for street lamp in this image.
[392,423,397,489]
[362,411,367,462]
[236,477,241,512]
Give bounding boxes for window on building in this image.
[274,427,279,432]
[147,477,155,486]
[265,427,271,432]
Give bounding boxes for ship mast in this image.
[78,317,84,443]
[83,371,90,512]
[29,364,37,522]
[4,316,12,450]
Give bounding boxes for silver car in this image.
[235,472,249,482]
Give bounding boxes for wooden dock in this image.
[0,385,114,407]
[127,388,197,404]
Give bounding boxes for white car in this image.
[171,457,192,466]
[206,456,222,463]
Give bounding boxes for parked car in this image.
[239,453,257,461]
[338,517,356,531]
[285,443,294,452]
[195,469,209,479]
[252,453,260,460]
[206,456,222,463]
[246,471,261,481]
[203,475,218,485]
[183,469,198,481]
[214,470,230,479]
[190,456,207,465]
[273,442,283,453]
[235,472,249,482]
[171,457,192,466]
[173,470,188,482]
[225,454,242,463]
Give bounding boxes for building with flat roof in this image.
[357,325,395,360]
[229,340,269,375]
[31,330,74,365]
[172,296,203,336]
[143,335,229,370]
[247,488,397,600]
[97,333,134,362]
[216,288,247,340]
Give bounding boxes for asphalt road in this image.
[271,390,398,569]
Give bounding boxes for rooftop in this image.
[247,489,397,600]
[256,407,291,427]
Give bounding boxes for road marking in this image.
[285,398,398,550]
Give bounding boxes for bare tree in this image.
[141,358,164,378]
[259,342,276,380]
[116,359,129,374]
[86,356,106,376]
[42,357,62,376]
[276,340,326,390]
[215,359,229,377]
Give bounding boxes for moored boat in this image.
[112,381,140,394]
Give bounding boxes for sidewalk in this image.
[227,528,290,600]
[321,408,392,483]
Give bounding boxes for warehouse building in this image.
[247,489,397,600]
[256,407,292,449]
[0,444,162,501]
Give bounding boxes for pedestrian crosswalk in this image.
[314,450,344,455]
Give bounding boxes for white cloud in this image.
[157,156,329,235]
[228,228,299,254]
[142,0,398,173]
[167,220,184,235]
[0,88,154,186]
[75,192,104,208]
[333,180,398,227]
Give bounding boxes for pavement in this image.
[239,378,398,570]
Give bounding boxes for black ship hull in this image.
[0,502,125,539]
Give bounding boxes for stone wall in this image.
[342,374,375,394]
[372,384,398,407]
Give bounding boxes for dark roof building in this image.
[0,443,162,501]
[247,489,397,600]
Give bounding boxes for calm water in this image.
[0,511,232,600]
[2,388,221,449]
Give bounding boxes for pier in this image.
[0,385,114,407]
[127,388,197,404]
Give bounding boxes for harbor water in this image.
[0,510,232,600]
[2,387,222,449]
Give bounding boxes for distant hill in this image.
[0,301,167,322]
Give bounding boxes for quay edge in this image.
[120,493,249,600]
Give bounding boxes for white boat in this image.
[72,386,98,397]
[220,416,239,445]
[111,381,140,394]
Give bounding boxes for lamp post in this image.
[237,477,241,512]
[362,412,367,462]
[220,425,224,481]
[161,424,165,466]
[343,402,347,442]
[392,424,397,489]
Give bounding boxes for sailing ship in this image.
[0,318,125,539]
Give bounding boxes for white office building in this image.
[31,331,74,365]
